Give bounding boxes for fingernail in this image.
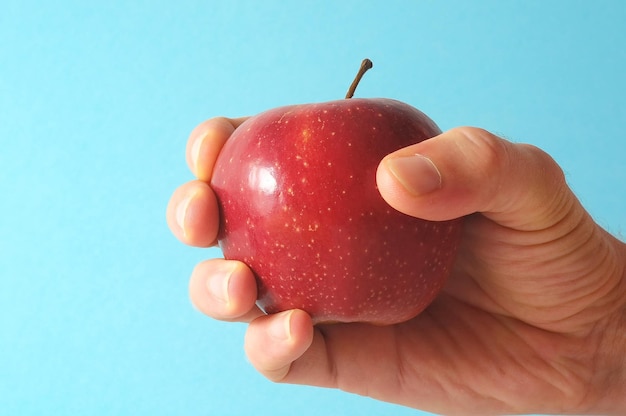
[190,133,203,174]
[175,192,194,239]
[188,124,209,174]
[385,154,442,195]
[206,264,233,304]
[268,311,293,342]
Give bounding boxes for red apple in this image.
[210,60,462,324]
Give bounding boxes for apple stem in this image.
[345,59,373,99]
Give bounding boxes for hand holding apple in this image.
[167,63,626,415]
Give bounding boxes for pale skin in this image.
[166,117,626,415]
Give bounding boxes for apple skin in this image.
[211,98,462,325]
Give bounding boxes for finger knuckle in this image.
[452,126,511,179]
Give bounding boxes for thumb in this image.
[376,127,571,231]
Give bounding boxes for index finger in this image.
[186,117,249,181]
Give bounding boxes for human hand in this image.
[167,117,626,415]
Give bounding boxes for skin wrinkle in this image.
[415,301,513,413]
[467,309,591,414]
[503,190,582,248]
[392,318,457,411]
[454,208,616,335]
[456,318,530,414]
[420,308,469,397]
[494,254,625,408]
[570,240,621,308]
[312,326,340,391]
[501,174,567,231]
[528,174,576,232]
[361,325,404,399]
[471,193,582,268]
[612,307,626,405]
[561,341,600,414]
[391,325,412,404]
[603,236,626,314]
[490,146,567,231]
[460,310,547,409]
[586,305,626,413]
[397,293,602,415]
[512,217,595,276]
[506,322,592,412]
[281,326,330,387]
[397,308,464,411]
[451,128,514,215]
[523,229,624,333]
[503,224,597,297]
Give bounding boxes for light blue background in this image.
[1,1,624,415]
